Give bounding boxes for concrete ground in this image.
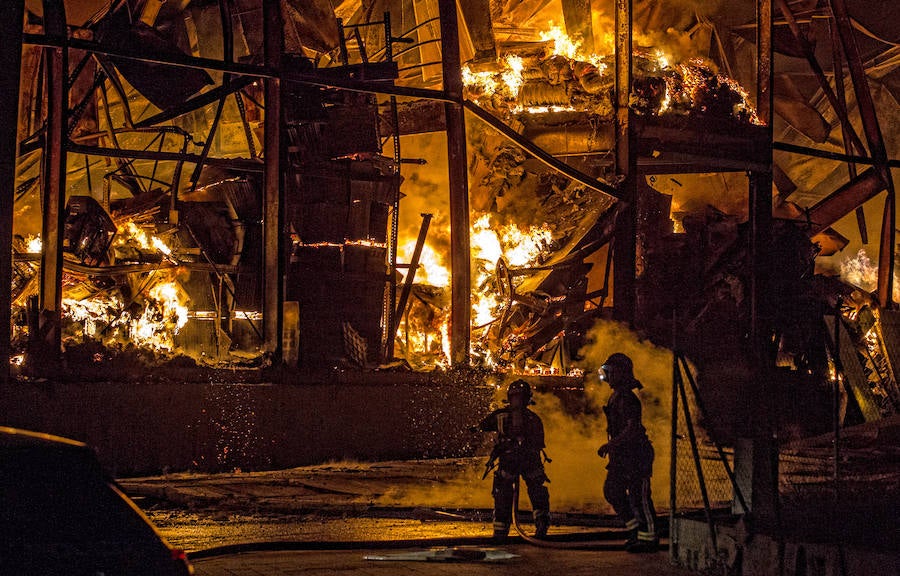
[188,545,696,576]
[120,457,696,575]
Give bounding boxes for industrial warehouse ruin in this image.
[0,0,898,574]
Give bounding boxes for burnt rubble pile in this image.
[465,49,758,124]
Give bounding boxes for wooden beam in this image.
[806,167,885,235]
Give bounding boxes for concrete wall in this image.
[671,517,900,576]
[0,372,500,476]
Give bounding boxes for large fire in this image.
[59,221,189,353]
[396,214,554,369]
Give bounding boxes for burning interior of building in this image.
[1,0,899,567]
[5,0,899,418]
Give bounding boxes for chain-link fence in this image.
[670,353,737,516]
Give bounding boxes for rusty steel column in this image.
[830,0,895,308]
[751,0,774,349]
[612,0,636,325]
[262,0,284,361]
[438,0,471,366]
[0,2,25,384]
[37,0,68,372]
[741,0,780,536]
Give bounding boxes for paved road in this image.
[123,459,695,575]
[189,544,698,576]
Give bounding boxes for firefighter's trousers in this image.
[492,466,550,537]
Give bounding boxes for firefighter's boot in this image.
[534,510,550,539]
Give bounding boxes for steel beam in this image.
[737,0,781,536]
[752,0,775,351]
[830,0,896,308]
[263,0,284,360]
[463,101,621,198]
[37,0,68,372]
[0,1,25,383]
[612,0,636,325]
[458,0,496,60]
[24,34,455,103]
[806,167,885,235]
[775,0,865,155]
[830,17,867,244]
[439,0,471,367]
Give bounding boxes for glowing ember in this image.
[63,293,124,338]
[501,55,525,97]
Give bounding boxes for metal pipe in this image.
[669,313,680,563]
[391,214,433,348]
[66,142,263,171]
[464,101,620,198]
[676,361,718,552]
[773,141,896,166]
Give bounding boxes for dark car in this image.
[0,426,193,576]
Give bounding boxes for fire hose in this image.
[510,476,651,550]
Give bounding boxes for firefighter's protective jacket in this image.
[476,407,545,474]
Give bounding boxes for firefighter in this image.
[471,379,551,542]
[597,353,658,553]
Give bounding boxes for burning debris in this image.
[463,26,759,124]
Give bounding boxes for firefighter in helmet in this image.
[597,352,658,552]
[471,379,551,542]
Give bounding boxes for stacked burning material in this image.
[463,27,760,125]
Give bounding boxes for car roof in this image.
[0,426,89,450]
